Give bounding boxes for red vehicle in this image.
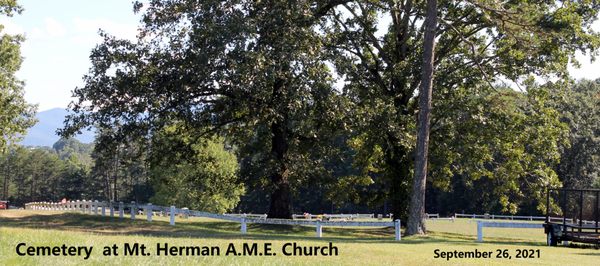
[0,200,7,210]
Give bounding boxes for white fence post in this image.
[93,200,98,215]
[130,201,136,220]
[109,202,114,217]
[395,219,401,241]
[101,202,106,216]
[119,202,124,219]
[146,203,153,222]
[316,221,322,238]
[241,218,247,234]
[477,221,483,242]
[170,206,176,226]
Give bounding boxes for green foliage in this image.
[88,126,151,202]
[549,79,600,189]
[50,1,599,218]
[52,138,94,166]
[0,0,36,153]
[429,85,568,214]
[150,127,244,213]
[325,0,599,219]
[60,0,351,218]
[0,140,92,205]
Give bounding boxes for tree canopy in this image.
[550,79,600,189]
[323,0,599,234]
[56,0,600,226]
[0,0,36,153]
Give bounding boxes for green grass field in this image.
[0,210,598,265]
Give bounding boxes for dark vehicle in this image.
[0,200,7,210]
[544,188,600,246]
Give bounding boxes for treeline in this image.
[0,139,93,206]
[2,79,597,216]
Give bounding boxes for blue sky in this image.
[3,0,142,111]
[2,1,600,111]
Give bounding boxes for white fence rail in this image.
[291,213,376,220]
[454,213,588,224]
[224,213,268,220]
[24,201,401,240]
[455,213,546,221]
[476,221,544,242]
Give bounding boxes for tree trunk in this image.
[386,139,412,221]
[267,75,292,219]
[267,120,292,218]
[2,157,9,199]
[104,172,111,201]
[30,176,35,201]
[407,0,437,236]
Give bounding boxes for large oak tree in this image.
[61,0,350,218]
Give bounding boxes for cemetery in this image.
[2,203,600,265]
[1,0,600,265]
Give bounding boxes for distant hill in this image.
[20,108,95,147]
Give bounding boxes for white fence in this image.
[224,213,268,220]
[24,201,401,241]
[476,221,544,242]
[455,213,546,221]
[454,213,590,224]
[291,213,376,220]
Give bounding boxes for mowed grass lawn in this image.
[1,210,598,265]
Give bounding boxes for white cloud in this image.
[45,17,66,37]
[0,18,25,35]
[26,17,67,39]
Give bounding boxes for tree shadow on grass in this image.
[0,212,546,247]
[577,252,600,256]
[0,213,398,243]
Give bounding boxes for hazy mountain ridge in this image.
[20,108,95,147]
